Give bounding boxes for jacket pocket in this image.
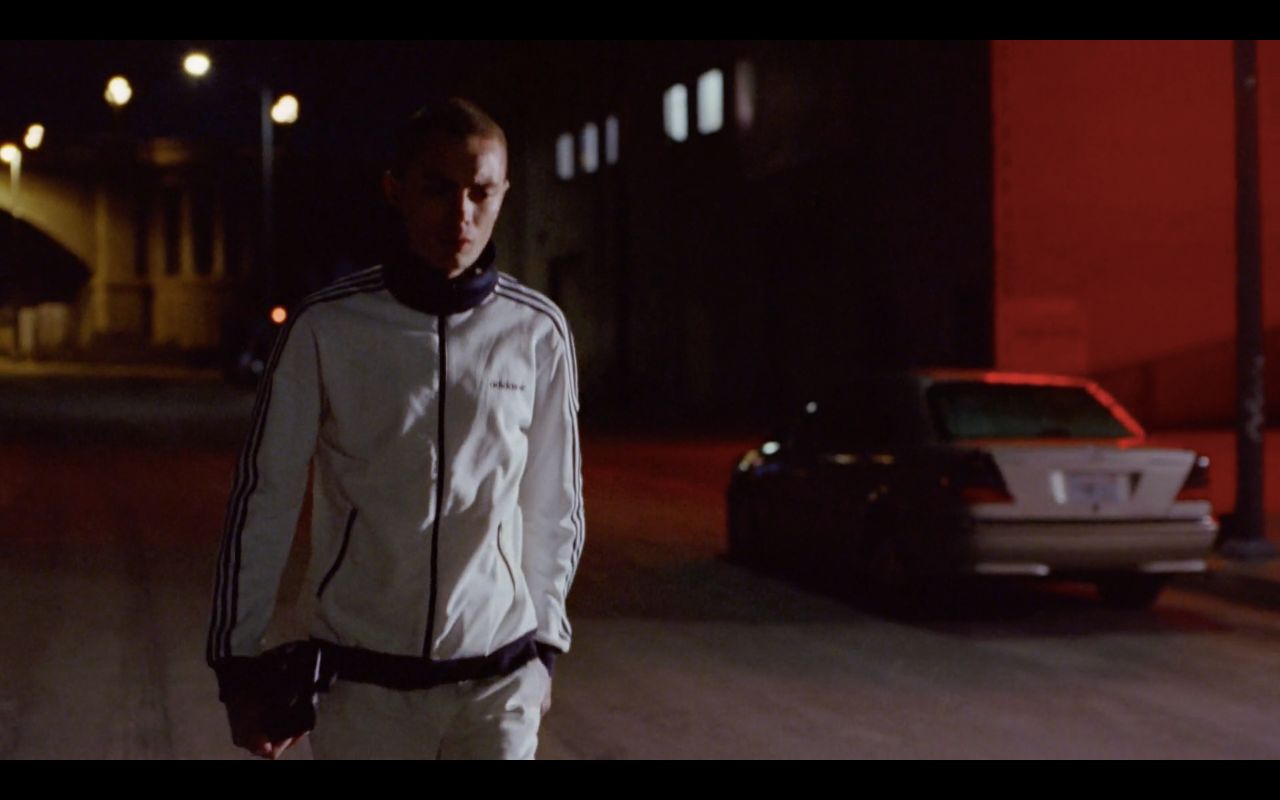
[317,508,358,599]
[496,522,519,590]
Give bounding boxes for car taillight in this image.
[1176,454,1211,502]
[946,451,1013,504]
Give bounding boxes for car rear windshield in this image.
[927,382,1134,441]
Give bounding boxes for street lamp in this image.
[23,124,44,151]
[1,143,22,219]
[270,94,299,126]
[2,141,22,346]
[183,51,212,78]
[183,51,300,297]
[104,75,133,108]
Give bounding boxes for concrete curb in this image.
[1172,552,1280,609]
[0,358,221,381]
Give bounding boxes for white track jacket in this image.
[207,251,583,691]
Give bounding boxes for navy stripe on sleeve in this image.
[492,280,586,614]
[208,272,385,664]
[495,276,579,405]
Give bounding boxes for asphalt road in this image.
[2,377,1279,759]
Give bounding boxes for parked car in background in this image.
[726,370,1218,608]
[221,303,289,386]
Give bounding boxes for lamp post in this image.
[1,143,22,220]
[1225,40,1277,560]
[1,141,21,304]
[2,141,24,356]
[183,50,298,299]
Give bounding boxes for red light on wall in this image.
[270,306,287,325]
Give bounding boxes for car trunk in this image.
[966,442,1203,521]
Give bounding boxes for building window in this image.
[192,186,214,276]
[163,187,182,276]
[605,115,620,165]
[580,122,599,174]
[556,132,574,180]
[663,84,689,142]
[735,59,756,131]
[696,69,724,135]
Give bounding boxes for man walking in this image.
[207,98,583,759]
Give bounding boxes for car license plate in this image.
[1066,472,1121,504]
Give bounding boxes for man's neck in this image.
[384,242,498,316]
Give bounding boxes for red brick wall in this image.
[993,40,1280,426]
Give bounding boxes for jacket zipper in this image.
[316,508,357,599]
[424,314,446,658]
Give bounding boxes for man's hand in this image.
[537,659,554,717]
[225,693,306,760]
[534,644,557,717]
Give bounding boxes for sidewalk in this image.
[0,355,221,381]
[1179,548,1280,609]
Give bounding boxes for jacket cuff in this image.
[212,656,262,703]
[534,642,561,679]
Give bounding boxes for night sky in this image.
[0,41,518,164]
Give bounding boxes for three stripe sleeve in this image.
[518,320,584,656]
[208,310,323,667]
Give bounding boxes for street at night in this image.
[2,376,1279,759]
[5,41,1280,760]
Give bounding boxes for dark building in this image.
[472,41,994,427]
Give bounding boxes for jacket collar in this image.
[383,242,498,316]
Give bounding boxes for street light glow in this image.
[183,51,212,78]
[270,306,288,325]
[270,94,299,125]
[23,124,44,150]
[105,76,133,107]
[0,144,19,165]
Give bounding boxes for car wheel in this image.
[860,526,926,611]
[1095,575,1167,609]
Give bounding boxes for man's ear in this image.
[382,170,402,209]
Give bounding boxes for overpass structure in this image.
[0,137,253,359]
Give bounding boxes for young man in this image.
[207,98,583,760]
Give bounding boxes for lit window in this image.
[735,59,756,131]
[556,133,574,180]
[605,115,619,165]
[696,69,724,134]
[663,84,688,142]
[580,122,599,174]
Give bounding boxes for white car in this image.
[726,369,1218,608]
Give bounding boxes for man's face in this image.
[383,133,509,277]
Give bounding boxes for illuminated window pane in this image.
[580,122,599,174]
[663,84,688,142]
[735,59,756,131]
[556,132,574,180]
[696,69,724,134]
[605,115,619,165]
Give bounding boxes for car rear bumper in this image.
[958,516,1218,576]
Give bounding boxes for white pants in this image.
[310,658,549,760]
